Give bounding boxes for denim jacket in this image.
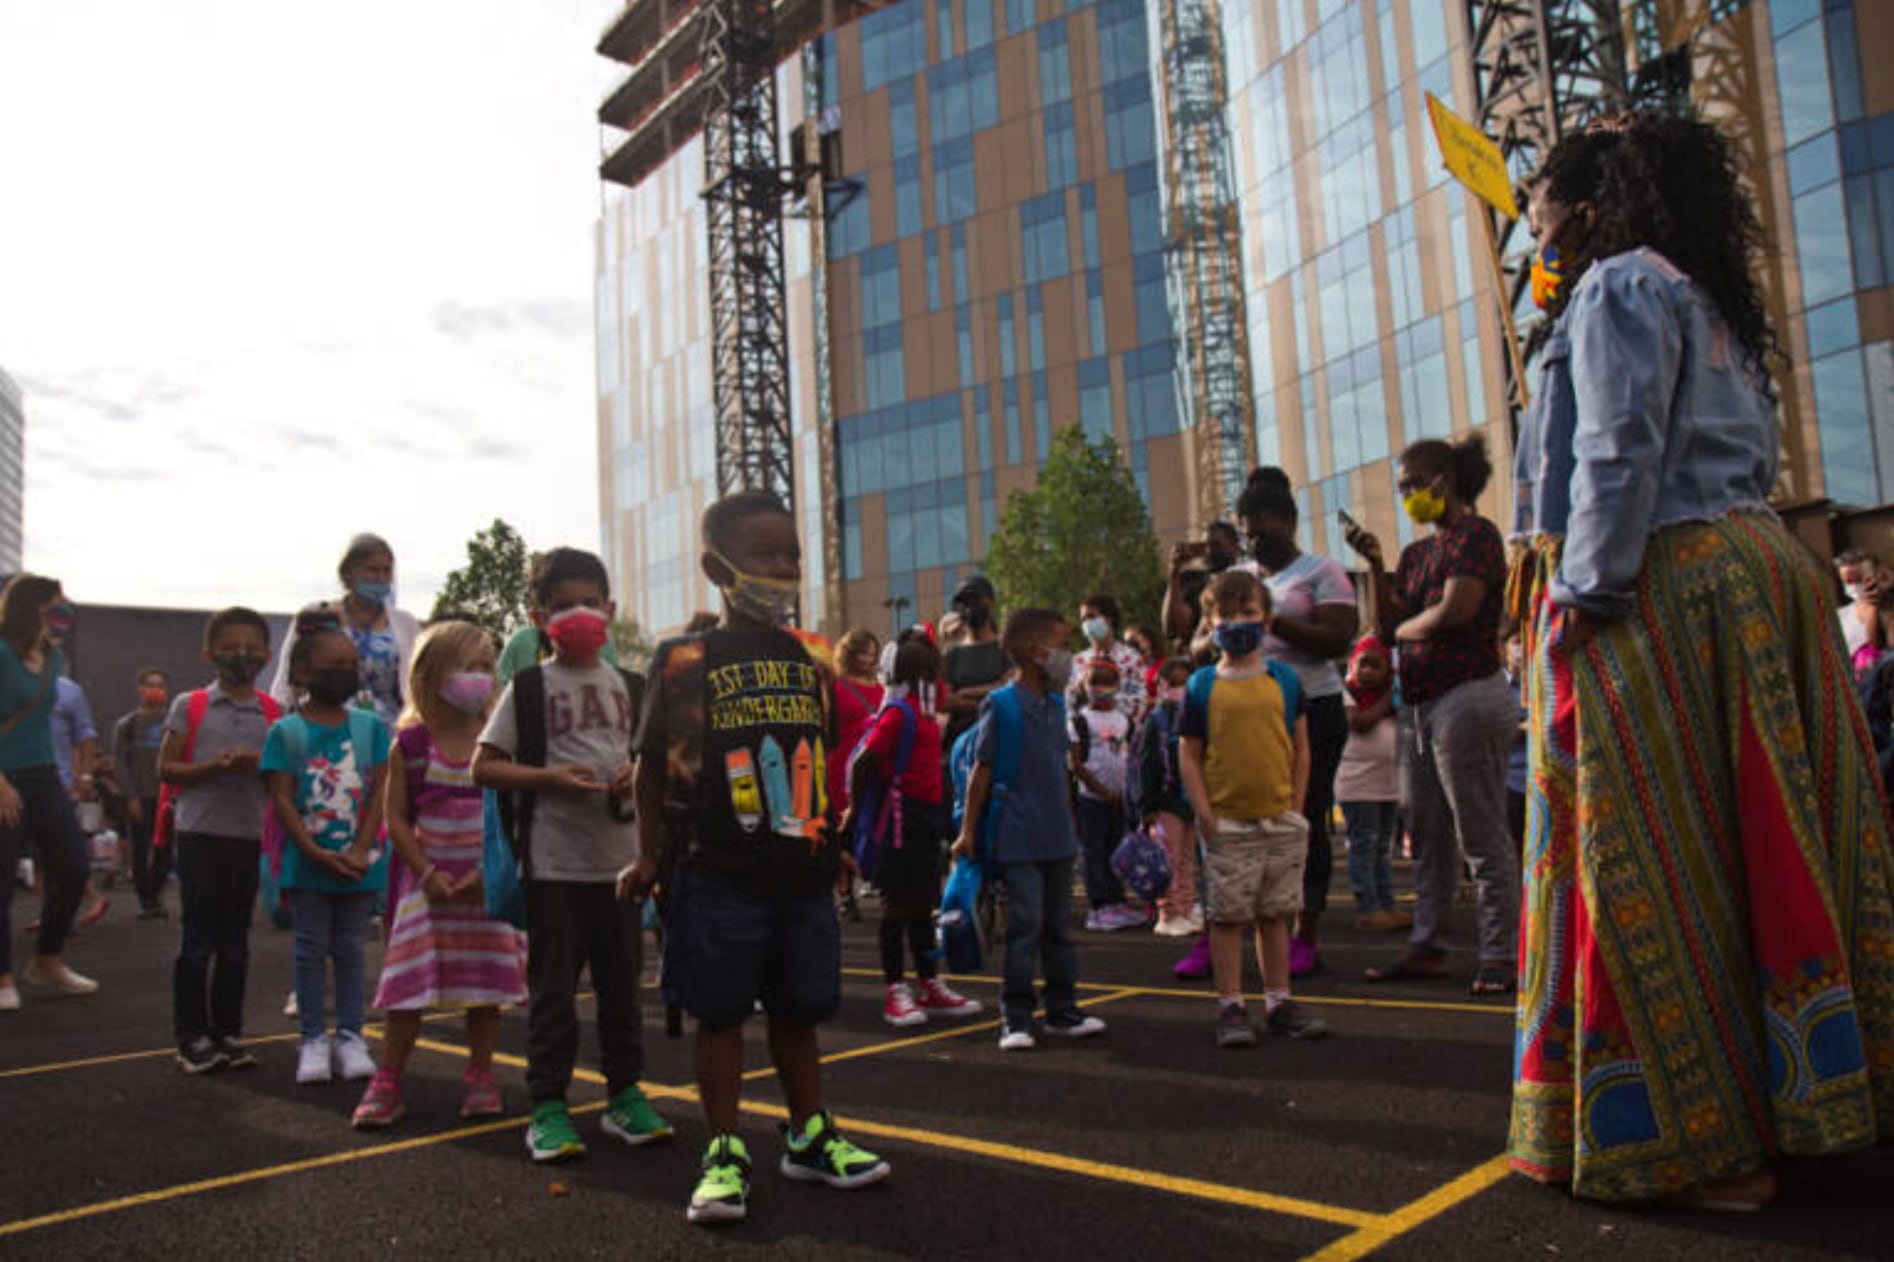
[1550,249,1778,618]
[1511,317,1576,542]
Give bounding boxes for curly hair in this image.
[1540,112,1779,395]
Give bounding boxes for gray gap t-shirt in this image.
[164,683,274,841]
[480,662,638,882]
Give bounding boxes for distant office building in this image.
[596,0,1893,638]
[0,368,23,574]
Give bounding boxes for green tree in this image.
[610,616,655,673]
[432,519,532,643]
[983,425,1166,636]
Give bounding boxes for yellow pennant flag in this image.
[1425,92,1518,219]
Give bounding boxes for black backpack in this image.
[495,663,645,877]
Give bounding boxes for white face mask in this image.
[1845,583,1868,604]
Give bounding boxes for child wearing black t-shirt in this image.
[626,491,889,1227]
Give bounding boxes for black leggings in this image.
[1302,694,1349,921]
[0,765,89,974]
[880,899,938,984]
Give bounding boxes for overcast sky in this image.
[0,0,623,614]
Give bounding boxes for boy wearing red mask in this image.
[473,548,669,1165]
[114,667,171,918]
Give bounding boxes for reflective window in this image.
[1410,0,1449,70]
[1828,7,1863,125]
[957,303,976,382]
[861,3,925,94]
[1775,19,1834,147]
[861,245,903,328]
[1006,0,1035,36]
[966,0,995,49]
[895,155,923,238]
[1040,20,1071,104]
[999,292,1017,377]
[929,47,999,144]
[1098,0,1147,84]
[1126,164,1164,255]
[1022,192,1070,283]
[1806,297,1859,360]
[866,325,906,408]
[925,232,943,311]
[1846,173,1883,289]
[934,137,978,223]
[1125,341,1180,439]
[1134,254,1170,344]
[1045,101,1079,190]
[1813,347,1875,505]
[1079,356,1113,442]
[1004,378,1023,463]
[1080,184,1100,268]
[889,78,920,160]
[1397,316,1451,440]
[1033,372,1051,460]
[1105,77,1157,170]
[827,184,871,257]
[938,0,957,59]
[1794,181,1854,306]
[1028,286,1047,371]
[1276,0,1306,51]
[1788,133,1840,195]
[952,223,969,301]
[1087,268,1107,357]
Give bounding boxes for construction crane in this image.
[598,0,889,515]
[1155,0,1254,526]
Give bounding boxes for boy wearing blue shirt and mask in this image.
[1178,570,1326,1048]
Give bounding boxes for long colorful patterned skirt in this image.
[1508,513,1894,1202]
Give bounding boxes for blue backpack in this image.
[846,695,918,882]
[941,683,1055,972]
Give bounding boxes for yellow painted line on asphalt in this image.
[0,1032,302,1080]
[0,1107,577,1240]
[837,967,1509,1017]
[1295,1155,1514,1262]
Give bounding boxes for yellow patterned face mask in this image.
[1403,487,1447,525]
[1530,243,1564,311]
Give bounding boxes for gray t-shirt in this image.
[164,684,275,841]
[480,663,637,882]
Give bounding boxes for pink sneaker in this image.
[351,1069,405,1130]
[1173,934,1211,980]
[883,982,926,1028]
[912,976,982,1017]
[460,1066,503,1118]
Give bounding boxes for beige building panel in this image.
[869,166,897,246]
[1047,364,1079,434]
[1859,3,1894,117]
[1146,432,1195,537]
[860,87,893,173]
[1067,9,1100,98]
[1101,259,1137,355]
[1041,273,1080,368]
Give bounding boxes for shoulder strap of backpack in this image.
[890,696,918,779]
[1267,661,1304,738]
[181,689,213,762]
[1185,669,1216,749]
[514,666,548,769]
[989,683,1025,793]
[616,668,645,756]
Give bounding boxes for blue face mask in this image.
[1213,620,1267,659]
[353,579,392,608]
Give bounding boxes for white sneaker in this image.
[998,1027,1036,1052]
[1043,1012,1107,1039]
[296,1035,333,1084]
[22,961,99,995]
[284,990,298,1019]
[1154,914,1196,937]
[334,1031,377,1081]
[0,982,19,1012]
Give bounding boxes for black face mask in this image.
[1250,533,1299,571]
[212,652,268,687]
[304,668,359,707]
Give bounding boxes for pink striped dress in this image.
[372,725,527,1011]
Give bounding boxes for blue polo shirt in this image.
[974,684,1079,865]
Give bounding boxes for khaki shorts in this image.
[1204,813,1309,923]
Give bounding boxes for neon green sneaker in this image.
[688,1135,751,1225]
[600,1084,672,1147]
[524,1098,586,1164]
[779,1111,891,1189]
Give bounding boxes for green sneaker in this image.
[688,1135,751,1225]
[779,1111,891,1190]
[524,1099,587,1164]
[600,1084,673,1147]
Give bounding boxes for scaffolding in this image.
[1157,0,1254,525]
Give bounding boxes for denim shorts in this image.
[661,863,841,1030]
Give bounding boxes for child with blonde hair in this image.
[351,621,528,1127]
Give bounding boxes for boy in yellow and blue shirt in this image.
[1178,569,1327,1048]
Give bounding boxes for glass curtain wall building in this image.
[597,0,1890,639]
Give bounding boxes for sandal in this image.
[1470,967,1516,997]
[1364,948,1449,982]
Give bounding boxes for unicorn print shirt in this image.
[262,710,391,894]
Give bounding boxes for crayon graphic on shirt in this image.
[726,748,763,832]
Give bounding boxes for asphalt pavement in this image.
[3,875,1891,1260]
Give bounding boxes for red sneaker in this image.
[883,982,926,1028]
[912,977,982,1017]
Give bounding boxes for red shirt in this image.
[863,694,944,805]
[829,678,883,814]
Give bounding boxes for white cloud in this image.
[0,0,627,613]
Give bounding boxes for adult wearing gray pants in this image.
[1345,435,1518,995]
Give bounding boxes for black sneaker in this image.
[1264,999,1329,1040]
[137,903,166,921]
[216,1036,258,1070]
[1043,1010,1107,1039]
[177,1036,225,1075]
[1214,1003,1257,1048]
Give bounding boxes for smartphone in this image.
[1337,509,1361,534]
